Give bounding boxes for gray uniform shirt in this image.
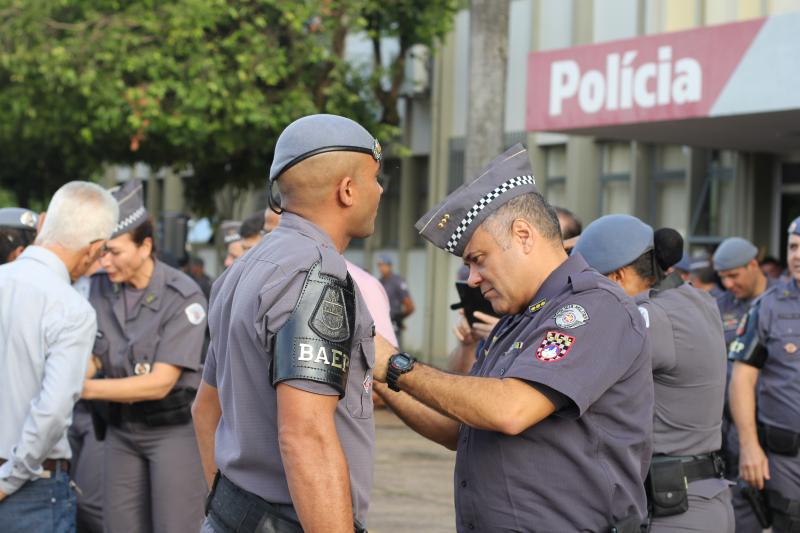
[204,212,375,524]
[0,247,96,495]
[637,275,727,455]
[752,279,800,431]
[89,260,207,389]
[637,275,730,498]
[454,253,653,532]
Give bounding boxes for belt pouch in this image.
[139,388,194,427]
[762,425,800,456]
[647,460,689,517]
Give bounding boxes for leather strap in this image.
[0,458,70,473]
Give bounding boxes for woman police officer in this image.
[81,181,207,533]
[574,215,734,532]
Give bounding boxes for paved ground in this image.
[367,408,457,533]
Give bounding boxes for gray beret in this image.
[673,253,691,272]
[221,220,242,244]
[268,114,381,181]
[572,214,654,275]
[789,216,800,236]
[689,254,711,271]
[713,237,757,271]
[0,208,38,230]
[109,180,148,239]
[415,144,538,257]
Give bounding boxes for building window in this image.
[599,142,632,215]
[688,150,737,246]
[651,145,689,236]
[544,145,567,207]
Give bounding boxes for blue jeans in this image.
[0,467,76,533]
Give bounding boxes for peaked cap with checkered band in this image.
[109,180,148,239]
[415,143,538,257]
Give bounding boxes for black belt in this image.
[652,451,726,482]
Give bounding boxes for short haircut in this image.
[627,250,664,287]
[0,227,36,264]
[692,265,717,284]
[37,181,119,251]
[240,212,265,239]
[761,256,781,267]
[130,217,156,256]
[481,192,562,247]
[554,206,582,240]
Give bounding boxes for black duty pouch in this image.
[646,460,689,518]
[759,425,800,456]
[138,387,195,427]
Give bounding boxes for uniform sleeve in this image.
[0,304,96,495]
[202,344,217,387]
[155,292,207,371]
[504,291,647,417]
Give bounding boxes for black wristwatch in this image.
[387,352,416,392]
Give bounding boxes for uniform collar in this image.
[112,258,165,311]
[526,253,590,314]
[777,278,800,299]
[273,211,347,279]
[18,246,70,284]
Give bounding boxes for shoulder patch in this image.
[310,285,350,342]
[185,303,206,325]
[638,306,650,328]
[554,304,589,329]
[535,331,575,363]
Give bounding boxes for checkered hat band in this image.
[445,175,535,253]
[115,206,146,234]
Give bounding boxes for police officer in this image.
[730,217,800,533]
[713,237,774,532]
[688,255,724,298]
[0,207,38,264]
[715,237,772,347]
[574,215,733,532]
[194,114,382,532]
[80,180,208,533]
[372,144,653,532]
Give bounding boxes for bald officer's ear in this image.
[337,175,355,208]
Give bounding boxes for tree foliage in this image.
[0,0,462,212]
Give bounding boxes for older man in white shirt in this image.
[0,181,118,533]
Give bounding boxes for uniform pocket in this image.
[346,338,375,419]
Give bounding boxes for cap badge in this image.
[554,304,589,329]
[19,211,37,228]
[372,139,382,162]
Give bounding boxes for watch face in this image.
[391,354,412,370]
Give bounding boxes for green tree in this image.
[0,0,462,213]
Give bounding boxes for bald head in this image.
[277,151,364,209]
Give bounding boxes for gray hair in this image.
[481,193,562,248]
[37,181,119,251]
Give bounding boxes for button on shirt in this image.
[0,247,96,495]
[204,212,375,524]
[455,253,653,532]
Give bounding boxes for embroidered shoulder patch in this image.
[535,331,575,363]
[553,304,588,329]
[185,303,206,326]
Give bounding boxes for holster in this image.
[759,424,800,456]
[768,490,800,533]
[646,460,689,518]
[738,479,772,528]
